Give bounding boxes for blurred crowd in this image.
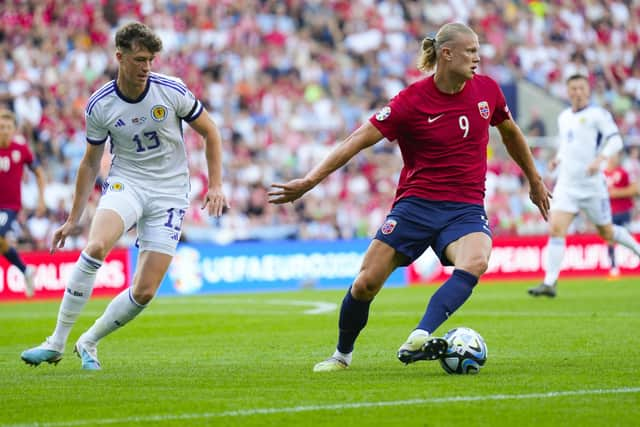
[2,0,640,250]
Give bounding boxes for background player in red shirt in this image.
[269,22,551,372]
[0,109,46,297]
[604,151,637,278]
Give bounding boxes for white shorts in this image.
[550,189,612,226]
[97,176,189,255]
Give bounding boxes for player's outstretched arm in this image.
[268,121,383,204]
[496,119,551,221]
[188,112,229,217]
[51,142,105,253]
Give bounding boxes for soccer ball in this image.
[439,327,488,375]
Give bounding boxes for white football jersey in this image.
[85,72,203,191]
[554,105,621,197]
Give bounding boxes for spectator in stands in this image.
[0,0,639,243]
[526,109,547,137]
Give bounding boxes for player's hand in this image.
[268,179,314,204]
[529,178,552,221]
[586,158,601,175]
[201,185,229,217]
[50,221,81,254]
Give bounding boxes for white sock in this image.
[50,251,102,349]
[332,349,352,365]
[409,329,430,339]
[612,225,640,257]
[543,237,565,285]
[82,288,147,344]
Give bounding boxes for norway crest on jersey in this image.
[477,101,490,119]
[381,218,397,235]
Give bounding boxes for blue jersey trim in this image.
[183,102,203,122]
[181,99,202,122]
[87,136,108,145]
[86,81,115,107]
[149,73,187,91]
[148,77,187,95]
[114,79,151,104]
[86,86,116,116]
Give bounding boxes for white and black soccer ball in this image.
[439,327,488,375]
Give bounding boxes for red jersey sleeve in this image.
[368,90,411,142]
[21,143,34,166]
[489,80,511,127]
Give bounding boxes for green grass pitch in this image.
[1,277,639,427]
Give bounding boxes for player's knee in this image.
[458,256,489,277]
[598,227,614,242]
[84,241,110,261]
[549,224,566,237]
[352,274,382,300]
[131,286,155,305]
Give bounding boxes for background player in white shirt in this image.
[529,74,640,297]
[21,22,228,369]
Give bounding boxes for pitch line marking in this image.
[263,299,337,314]
[4,387,639,427]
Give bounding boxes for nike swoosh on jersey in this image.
[428,114,444,123]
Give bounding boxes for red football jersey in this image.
[369,74,511,205]
[0,140,34,211]
[605,166,634,214]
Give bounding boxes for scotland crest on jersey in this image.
[151,105,167,122]
[477,101,490,119]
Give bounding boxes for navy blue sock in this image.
[417,269,478,334]
[3,247,26,273]
[608,245,616,268]
[337,287,372,354]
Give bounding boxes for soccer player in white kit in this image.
[21,22,228,369]
[529,74,640,297]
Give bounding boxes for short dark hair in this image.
[566,74,588,84]
[115,22,162,53]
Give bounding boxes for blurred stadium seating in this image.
[1,0,639,250]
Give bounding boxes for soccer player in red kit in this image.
[269,22,551,372]
[604,152,637,278]
[0,109,46,297]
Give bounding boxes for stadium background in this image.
[1,0,640,299]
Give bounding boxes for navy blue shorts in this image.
[0,209,18,238]
[374,197,492,266]
[612,211,632,227]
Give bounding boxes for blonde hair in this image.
[417,22,477,73]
